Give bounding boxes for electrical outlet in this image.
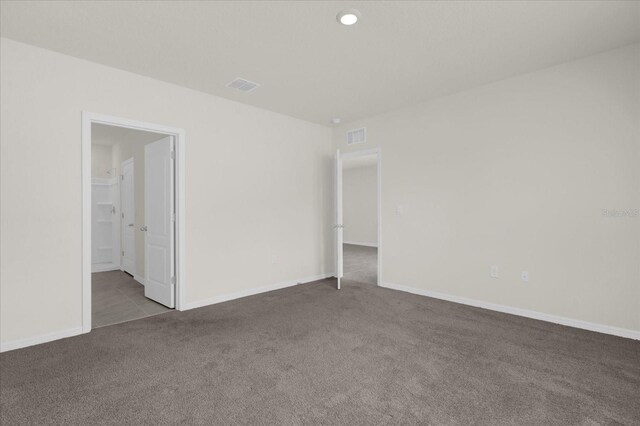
[521,271,529,283]
[490,266,498,278]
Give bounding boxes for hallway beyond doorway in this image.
[343,243,377,285]
[92,271,171,328]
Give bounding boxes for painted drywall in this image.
[91,144,113,178]
[333,44,640,332]
[3,1,638,125]
[0,38,333,345]
[343,165,377,246]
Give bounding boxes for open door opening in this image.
[335,149,381,290]
[335,150,343,289]
[87,119,181,330]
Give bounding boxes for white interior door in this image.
[121,158,136,275]
[144,136,175,308]
[335,149,343,290]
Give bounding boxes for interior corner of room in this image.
[1,1,638,351]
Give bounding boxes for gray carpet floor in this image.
[1,278,639,425]
[343,243,377,285]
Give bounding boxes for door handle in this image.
[128,224,134,227]
[140,225,147,232]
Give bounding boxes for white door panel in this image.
[144,136,175,308]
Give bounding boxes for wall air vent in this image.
[346,127,366,145]
[226,77,260,93]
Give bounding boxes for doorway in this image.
[335,149,381,289]
[82,113,186,332]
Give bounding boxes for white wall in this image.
[0,38,334,346]
[333,44,640,333]
[343,165,377,246]
[91,144,112,178]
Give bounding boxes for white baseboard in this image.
[380,282,640,341]
[133,274,145,286]
[343,241,378,248]
[91,263,120,273]
[1,326,83,353]
[183,272,334,311]
[1,273,334,353]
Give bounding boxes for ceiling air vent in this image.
[346,127,366,145]
[226,77,260,93]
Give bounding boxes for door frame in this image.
[81,112,186,333]
[337,147,382,286]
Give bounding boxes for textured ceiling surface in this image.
[2,1,638,125]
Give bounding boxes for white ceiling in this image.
[92,123,166,146]
[2,1,638,126]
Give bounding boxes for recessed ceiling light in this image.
[336,9,361,26]
[331,117,341,125]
